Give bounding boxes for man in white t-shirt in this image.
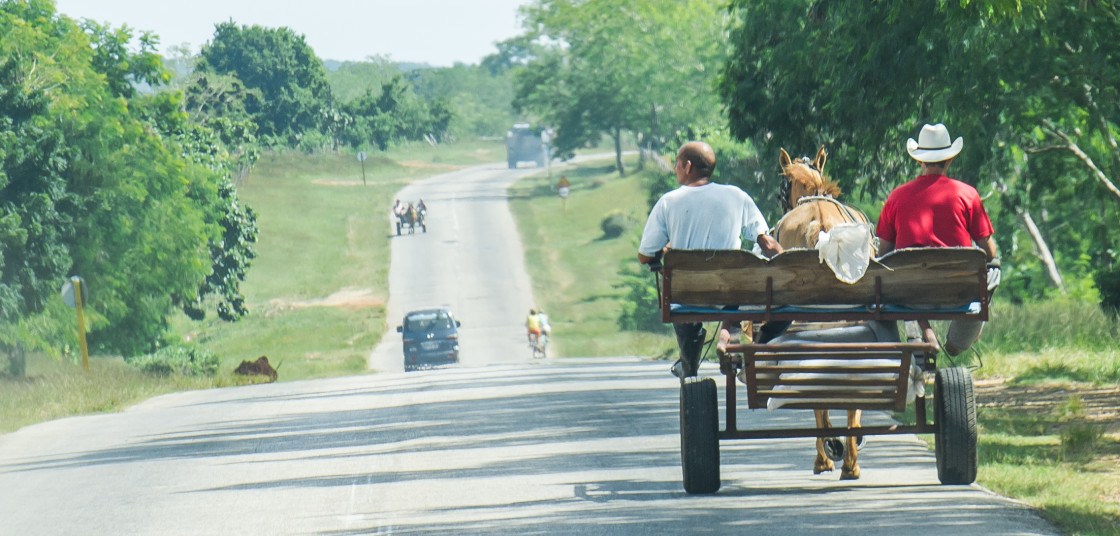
[638,141,783,379]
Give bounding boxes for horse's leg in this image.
[840,409,862,480]
[813,410,834,474]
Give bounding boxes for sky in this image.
[52,0,533,67]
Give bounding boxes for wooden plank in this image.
[662,247,987,309]
[755,378,900,387]
[765,390,897,399]
[755,366,900,375]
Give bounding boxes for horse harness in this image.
[770,195,869,244]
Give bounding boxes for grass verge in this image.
[508,156,675,359]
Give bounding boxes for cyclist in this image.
[525,309,543,353]
[538,310,552,351]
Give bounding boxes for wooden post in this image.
[73,277,90,372]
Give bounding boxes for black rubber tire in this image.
[396,222,401,236]
[680,377,720,494]
[935,367,978,484]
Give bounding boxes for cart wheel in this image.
[935,367,977,485]
[680,377,720,494]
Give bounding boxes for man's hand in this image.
[756,234,783,258]
[638,250,664,271]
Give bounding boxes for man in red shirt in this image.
[876,123,999,356]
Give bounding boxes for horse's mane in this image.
[780,158,843,213]
[785,161,842,198]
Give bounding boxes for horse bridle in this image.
[777,157,823,214]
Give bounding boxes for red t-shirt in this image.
[876,174,994,249]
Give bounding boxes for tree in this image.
[197,22,333,146]
[514,0,728,175]
[1,2,257,365]
[720,0,1120,302]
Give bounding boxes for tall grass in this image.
[946,299,1120,385]
[0,354,222,434]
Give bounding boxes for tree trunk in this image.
[1017,209,1065,293]
[614,127,625,176]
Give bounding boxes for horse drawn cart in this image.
[654,246,990,493]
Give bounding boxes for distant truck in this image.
[505,124,547,169]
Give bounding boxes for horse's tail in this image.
[804,220,823,248]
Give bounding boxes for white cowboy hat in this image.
[906,123,963,162]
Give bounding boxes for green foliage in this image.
[129,344,220,377]
[599,210,636,239]
[1093,263,1120,317]
[197,22,332,146]
[78,19,169,98]
[1056,395,1104,457]
[515,0,728,171]
[720,0,1120,302]
[0,3,258,361]
[0,56,74,323]
[615,262,664,332]
[325,56,402,102]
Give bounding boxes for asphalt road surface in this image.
[369,161,542,372]
[0,160,1059,535]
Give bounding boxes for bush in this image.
[129,345,220,377]
[616,263,666,332]
[1093,264,1120,317]
[601,210,636,239]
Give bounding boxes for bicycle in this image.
[529,332,547,358]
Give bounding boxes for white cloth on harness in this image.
[816,222,874,284]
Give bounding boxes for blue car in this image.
[398,308,461,371]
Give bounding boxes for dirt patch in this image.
[398,160,466,170]
[265,288,384,316]
[311,179,365,186]
[975,378,1120,435]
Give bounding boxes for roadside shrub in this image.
[1057,395,1103,458]
[1093,264,1120,317]
[616,263,665,332]
[129,345,220,377]
[601,210,636,239]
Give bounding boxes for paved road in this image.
[369,161,542,372]
[0,160,1060,535]
[0,361,1058,535]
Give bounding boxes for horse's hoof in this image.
[814,458,834,474]
[840,466,860,480]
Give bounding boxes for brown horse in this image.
[773,146,871,480]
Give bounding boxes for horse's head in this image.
[779,146,842,213]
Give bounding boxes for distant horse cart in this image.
[653,147,989,494]
[396,202,426,236]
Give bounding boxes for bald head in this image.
[677,141,716,179]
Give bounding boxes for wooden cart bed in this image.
[656,247,990,415]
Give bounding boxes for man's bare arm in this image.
[877,240,895,257]
[977,235,998,261]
